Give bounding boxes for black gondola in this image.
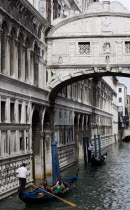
[91,152,107,166]
[122,136,130,142]
[18,169,79,204]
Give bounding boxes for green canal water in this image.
[0,141,130,210]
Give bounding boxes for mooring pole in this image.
[51,140,57,185]
[51,140,60,185]
[98,135,101,156]
[83,135,87,164]
[55,141,60,178]
[94,135,97,155]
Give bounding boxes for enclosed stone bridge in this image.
[46,1,130,101]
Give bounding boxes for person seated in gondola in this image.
[35,181,49,198]
[51,177,65,193]
[94,155,100,162]
[99,155,105,161]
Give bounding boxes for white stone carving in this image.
[85,1,129,14]
[58,56,63,64]
[103,42,111,54]
[102,17,112,32]
[110,2,129,13]
[0,158,31,196]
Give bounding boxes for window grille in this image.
[78,42,90,54]
[125,41,130,53]
[119,97,122,103]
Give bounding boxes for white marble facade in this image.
[1,0,129,199]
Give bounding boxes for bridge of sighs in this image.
[46,1,130,101]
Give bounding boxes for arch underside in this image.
[48,67,130,102]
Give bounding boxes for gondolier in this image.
[88,144,94,162]
[14,163,29,192]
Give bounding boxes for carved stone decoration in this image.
[101,17,112,32]
[103,42,111,54]
[105,55,110,63]
[106,64,111,72]
[58,56,63,64]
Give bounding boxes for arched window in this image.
[10,27,16,77]
[38,27,41,39]
[18,33,23,80]
[1,22,8,74]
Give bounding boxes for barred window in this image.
[78,42,90,54]
[125,41,130,53]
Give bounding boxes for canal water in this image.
[0,141,130,210]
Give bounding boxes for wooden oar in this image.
[30,183,77,207]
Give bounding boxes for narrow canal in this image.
[0,141,130,210]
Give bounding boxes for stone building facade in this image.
[0,0,120,199]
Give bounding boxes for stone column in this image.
[45,131,53,176]
[21,101,26,123]
[24,130,26,152]
[6,97,10,123]
[6,34,11,76]
[26,49,31,83]
[30,50,34,85]
[14,39,19,79]
[7,130,10,155]
[38,58,44,89]
[21,44,26,82]
[34,132,43,180]
[16,130,19,153]
[14,99,19,123]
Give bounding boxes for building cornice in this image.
[10,0,50,29]
[47,12,130,37]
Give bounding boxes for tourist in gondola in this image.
[51,177,65,193]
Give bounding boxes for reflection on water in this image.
[0,142,130,210]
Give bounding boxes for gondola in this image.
[91,152,107,166]
[122,136,130,142]
[18,169,79,204]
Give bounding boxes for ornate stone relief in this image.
[58,56,63,64]
[103,42,111,54]
[0,158,30,195]
[101,17,112,32]
[105,55,110,63]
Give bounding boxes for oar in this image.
[30,183,77,207]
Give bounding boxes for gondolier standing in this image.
[88,144,94,162]
[14,163,29,192]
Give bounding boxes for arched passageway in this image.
[32,107,53,181]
